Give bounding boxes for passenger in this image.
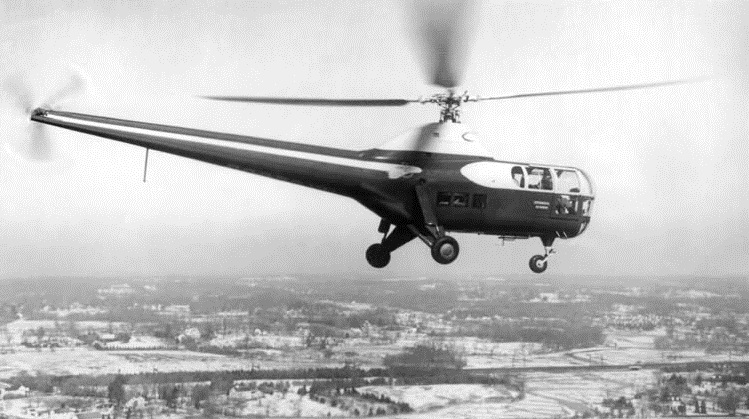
[556,195,576,215]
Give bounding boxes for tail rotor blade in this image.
[4,75,35,113]
[2,70,86,161]
[44,72,86,109]
[28,123,51,161]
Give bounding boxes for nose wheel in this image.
[529,254,548,273]
[529,237,555,274]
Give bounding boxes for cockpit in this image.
[459,161,595,217]
[508,165,594,196]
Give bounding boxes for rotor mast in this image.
[421,91,470,123]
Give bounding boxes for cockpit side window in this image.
[526,166,553,191]
[511,166,525,188]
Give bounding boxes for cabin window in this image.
[451,193,469,207]
[554,195,578,215]
[511,166,525,188]
[527,166,553,190]
[555,169,581,193]
[471,194,487,209]
[437,192,451,206]
[437,192,474,208]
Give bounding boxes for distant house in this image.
[97,333,118,342]
[97,284,136,297]
[177,327,200,344]
[1,383,29,399]
[0,381,12,396]
[229,387,264,400]
[125,396,147,410]
[91,332,120,350]
[179,327,201,342]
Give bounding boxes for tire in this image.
[366,244,390,268]
[431,236,459,264]
[529,255,548,273]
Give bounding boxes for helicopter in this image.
[18,4,698,273]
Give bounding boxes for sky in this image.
[0,0,747,279]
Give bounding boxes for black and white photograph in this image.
[0,0,747,417]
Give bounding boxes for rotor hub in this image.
[420,91,474,123]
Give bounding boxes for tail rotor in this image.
[2,71,86,161]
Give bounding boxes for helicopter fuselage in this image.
[30,109,594,272]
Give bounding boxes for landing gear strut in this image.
[413,182,459,265]
[529,237,555,274]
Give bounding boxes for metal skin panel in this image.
[30,109,592,242]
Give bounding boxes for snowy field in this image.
[382,371,656,419]
[104,335,172,350]
[524,370,655,411]
[225,392,349,417]
[359,384,514,412]
[404,393,573,419]
[210,332,304,349]
[0,348,342,379]
[0,320,127,345]
[3,342,746,381]
[0,364,661,418]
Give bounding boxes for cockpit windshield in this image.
[577,169,595,196]
[555,169,594,196]
[555,169,580,193]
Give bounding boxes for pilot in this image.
[511,166,525,187]
[528,168,543,189]
[541,171,553,190]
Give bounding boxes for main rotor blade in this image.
[412,0,478,89]
[200,96,418,107]
[474,78,708,101]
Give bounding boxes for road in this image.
[468,360,749,374]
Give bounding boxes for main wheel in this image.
[366,243,391,268]
[431,236,459,264]
[529,255,548,273]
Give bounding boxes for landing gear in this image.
[529,236,555,274]
[364,218,460,268]
[413,182,459,265]
[366,184,462,268]
[431,236,459,264]
[365,222,416,268]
